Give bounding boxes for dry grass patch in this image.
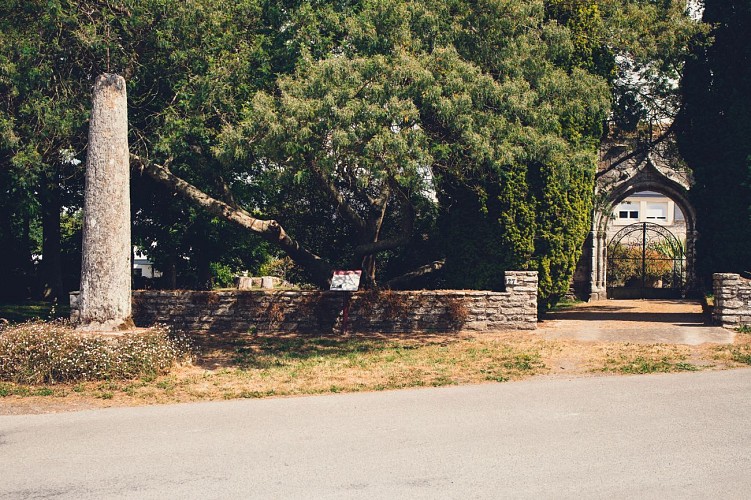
[0,333,549,410]
[194,335,547,399]
[712,332,751,366]
[3,325,751,415]
[578,343,701,374]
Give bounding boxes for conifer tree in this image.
[678,0,751,283]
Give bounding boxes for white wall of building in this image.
[133,248,162,279]
[608,191,687,241]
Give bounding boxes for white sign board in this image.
[330,270,362,291]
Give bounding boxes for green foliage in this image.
[210,262,237,289]
[119,0,280,289]
[607,243,676,287]
[677,0,751,285]
[600,354,699,374]
[258,256,313,285]
[216,0,610,303]
[728,346,751,366]
[1,0,701,305]
[548,0,704,129]
[0,1,95,300]
[546,0,615,78]
[132,175,274,289]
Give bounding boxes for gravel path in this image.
[539,299,735,345]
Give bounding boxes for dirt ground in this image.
[538,299,734,345]
[2,299,749,416]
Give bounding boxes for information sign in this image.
[330,270,362,291]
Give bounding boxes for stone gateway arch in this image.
[574,146,697,301]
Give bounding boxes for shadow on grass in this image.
[543,301,708,325]
[190,331,461,370]
[0,302,70,324]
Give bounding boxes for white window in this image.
[617,205,639,220]
[646,202,667,220]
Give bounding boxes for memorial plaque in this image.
[505,275,518,285]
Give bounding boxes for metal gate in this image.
[606,222,685,299]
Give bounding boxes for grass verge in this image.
[598,354,699,374]
[0,332,548,408]
[0,301,70,324]
[2,325,750,414]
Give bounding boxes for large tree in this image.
[1,0,278,296]
[2,0,700,306]
[0,1,93,301]
[677,0,751,283]
[133,0,610,304]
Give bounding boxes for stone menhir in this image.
[77,74,133,330]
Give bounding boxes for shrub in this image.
[210,262,236,289]
[0,321,191,384]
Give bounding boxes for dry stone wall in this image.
[713,273,751,328]
[115,271,538,334]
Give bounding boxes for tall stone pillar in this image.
[78,74,133,330]
[588,228,608,301]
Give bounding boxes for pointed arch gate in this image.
[606,222,686,299]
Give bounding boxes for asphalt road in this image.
[2,369,751,499]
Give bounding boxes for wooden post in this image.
[77,74,133,330]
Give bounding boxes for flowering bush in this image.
[0,321,191,384]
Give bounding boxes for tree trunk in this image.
[40,173,64,303]
[195,244,213,290]
[78,74,133,330]
[165,257,177,289]
[21,210,34,299]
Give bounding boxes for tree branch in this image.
[309,158,368,231]
[216,174,240,210]
[385,259,445,289]
[354,184,414,257]
[132,154,333,287]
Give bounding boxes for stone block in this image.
[721,299,745,309]
[715,314,738,325]
[714,273,740,280]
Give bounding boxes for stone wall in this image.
[713,273,751,328]
[111,271,537,334]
